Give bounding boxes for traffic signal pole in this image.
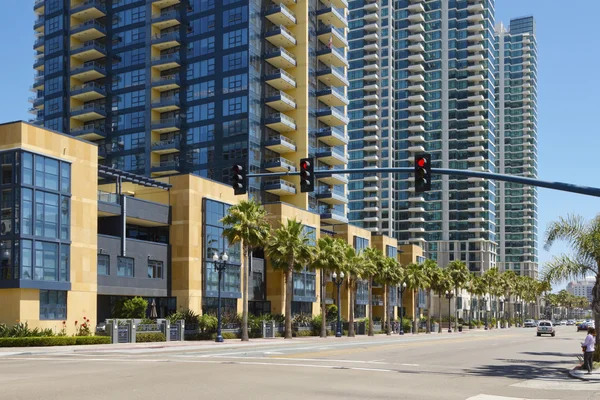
[246,167,600,198]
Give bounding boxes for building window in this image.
[291,301,312,317]
[34,191,59,239]
[354,236,369,253]
[98,254,109,276]
[148,260,163,279]
[117,257,134,277]
[386,245,397,259]
[40,290,67,320]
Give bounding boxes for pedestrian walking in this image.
[581,327,596,374]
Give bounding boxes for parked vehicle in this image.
[567,320,576,326]
[537,320,555,337]
[524,319,537,328]
[559,320,567,326]
[578,322,590,331]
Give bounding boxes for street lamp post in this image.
[484,296,489,330]
[212,252,229,343]
[332,271,345,338]
[399,282,407,335]
[499,296,505,328]
[445,290,454,333]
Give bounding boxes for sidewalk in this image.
[569,366,600,381]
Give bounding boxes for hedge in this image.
[0,336,110,347]
[136,333,166,343]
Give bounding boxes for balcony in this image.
[71,61,106,82]
[151,160,180,176]
[467,74,484,82]
[71,20,106,41]
[408,94,425,102]
[317,47,349,68]
[408,196,424,203]
[318,169,348,185]
[32,75,44,90]
[265,91,297,112]
[467,125,484,133]
[408,115,425,123]
[265,113,296,132]
[70,82,106,101]
[151,53,181,71]
[408,84,425,92]
[317,25,348,48]
[408,64,425,73]
[317,107,349,126]
[363,114,378,122]
[316,147,347,166]
[467,54,484,62]
[364,63,379,72]
[152,0,180,7]
[70,104,106,122]
[266,25,297,48]
[151,136,181,155]
[467,115,484,123]
[264,179,296,196]
[265,69,297,90]
[407,2,425,12]
[266,4,297,27]
[34,16,45,32]
[408,105,424,113]
[364,83,378,91]
[265,47,297,69]
[363,73,378,81]
[34,0,44,14]
[71,40,106,62]
[408,33,424,42]
[317,66,349,87]
[70,124,106,140]
[363,33,378,41]
[151,117,182,134]
[408,145,425,153]
[364,133,379,141]
[264,157,296,172]
[320,209,348,225]
[264,135,296,154]
[364,94,379,102]
[151,9,181,29]
[71,0,107,22]
[33,37,44,51]
[151,96,180,112]
[468,23,484,32]
[408,135,425,142]
[468,33,484,43]
[467,13,484,23]
[364,206,379,212]
[363,104,378,112]
[468,94,485,102]
[151,74,180,92]
[319,0,348,9]
[467,64,484,72]
[316,6,348,29]
[408,23,425,33]
[317,87,349,107]
[315,187,348,205]
[408,54,425,63]
[467,3,484,12]
[151,31,181,50]
[408,43,425,53]
[407,13,425,23]
[317,126,348,146]
[33,55,44,70]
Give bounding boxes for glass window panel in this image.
[60,162,70,193]
[44,158,59,191]
[97,254,109,276]
[22,152,33,185]
[1,153,13,185]
[22,240,32,280]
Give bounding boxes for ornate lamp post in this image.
[445,290,454,333]
[499,296,505,328]
[212,252,229,343]
[332,271,345,338]
[484,295,489,330]
[399,282,407,335]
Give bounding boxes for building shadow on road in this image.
[463,358,572,381]
[520,351,578,358]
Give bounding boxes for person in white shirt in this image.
[582,327,596,374]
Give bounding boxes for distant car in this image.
[578,322,590,332]
[95,322,106,334]
[524,319,537,328]
[576,320,585,327]
[567,320,576,326]
[560,320,567,326]
[537,320,555,337]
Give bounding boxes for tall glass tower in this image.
[348,0,498,274]
[30,0,350,220]
[494,16,538,278]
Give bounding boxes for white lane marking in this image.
[263,352,283,355]
[466,395,556,400]
[178,355,388,364]
[401,363,419,366]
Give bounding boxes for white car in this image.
[537,320,555,337]
[560,320,567,326]
[524,319,536,328]
[567,320,576,326]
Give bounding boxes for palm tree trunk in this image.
[285,267,293,339]
[426,289,431,334]
[320,269,327,338]
[384,284,390,335]
[413,290,418,334]
[438,293,442,333]
[594,275,600,361]
[241,244,250,341]
[368,277,374,336]
[348,280,355,337]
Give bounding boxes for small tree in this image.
[362,247,382,336]
[114,297,148,319]
[404,262,430,334]
[314,237,346,337]
[341,245,365,337]
[430,266,452,332]
[447,261,470,330]
[422,259,439,333]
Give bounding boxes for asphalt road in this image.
[0,326,597,400]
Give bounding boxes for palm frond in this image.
[541,254,596,283]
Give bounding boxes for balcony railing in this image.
[152,160,179,168]
[71,20,106,33]
[264,179,296,192]
[266,3,297,21]
[71,61,106,76]
[317,185,345,196]
[71,82,106,94]
[71,40,106,52]
[98,190,119,204]
[265,157,296,171]
[152,74,180,84]
[70,124,105,135]
[266,134,296,147]
[151,9,179,20]
[318,146,346,158]
[267,113,295,126]
[71,0,107,13]
[151,31,180,41]
[266,25,296,41]
[151,135,180,148]
[152,53,180,63]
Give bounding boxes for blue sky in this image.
[0,1,598,290]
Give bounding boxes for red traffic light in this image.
[416,158,427,168]
[300,160,311,170]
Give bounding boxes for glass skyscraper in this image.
[348,0,498,274]
[494,16,538,278]
[30,0,350,221]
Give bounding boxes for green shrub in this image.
[326,304,338,322]
[136,333,166,343]
[167,309,200,325]
[198,314,218,333]
[114,297,148,319]
[74,336,111,345]
[0,336,76,347]
[0,322,56,338]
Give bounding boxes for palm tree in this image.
[361,247,382,336]
[500,271,517,326]
[341,245,366,337]
[469,274,487,326]
[542,214,600,356]
[265,219,316,339]
[375,256,404,335]
[447,260,470,330]
[429,266,452,332]
[403,262,430,334]
[482,267,501,326]
[313,237,345,337]
[221,199,271,341]
[422,259,439,333]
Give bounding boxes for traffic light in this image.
[231,164,246,195]
[414,153,431,193]
[300,157,314,193]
